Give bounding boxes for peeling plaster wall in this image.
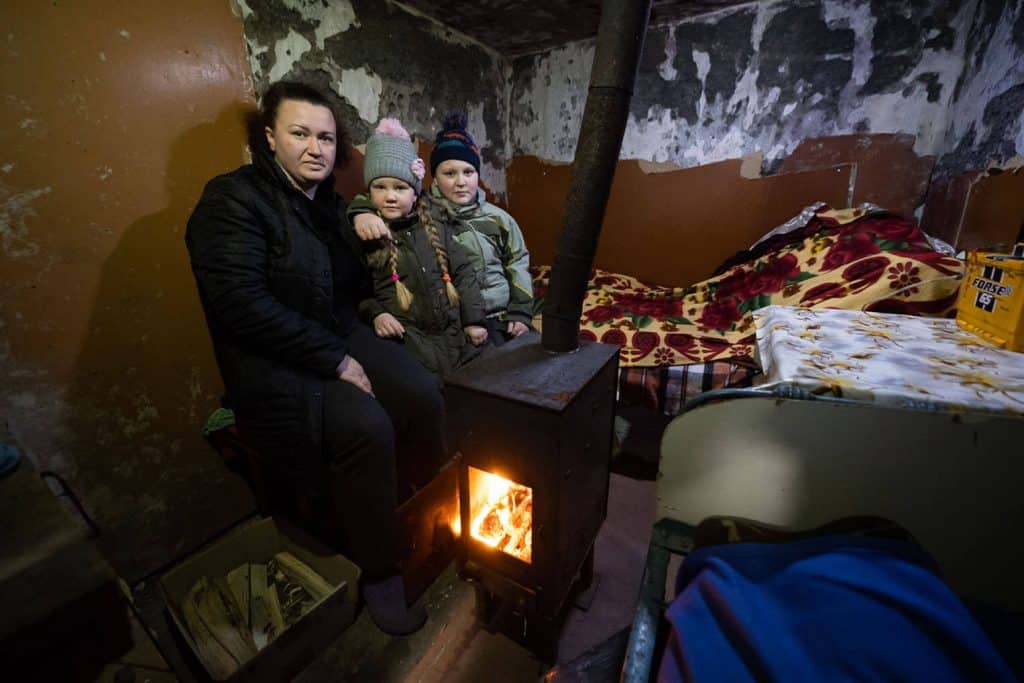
[1,0,255,581]
[237,0,512,198]
[512,0,972,173]
[937,0,1024,176]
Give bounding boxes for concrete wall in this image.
[237,0,512,198]
[1,0,256,581]
[936,0,1024,176]
[511,0,976,173]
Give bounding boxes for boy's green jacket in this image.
[427,185,533,324]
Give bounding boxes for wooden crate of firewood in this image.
[159,517,360,682]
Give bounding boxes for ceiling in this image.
[401,0,754,57]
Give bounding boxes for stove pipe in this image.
[541,0,653,352]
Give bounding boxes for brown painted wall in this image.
[508,156,853,288]
[778,134,934,221]
[1,0,256,580]
[922,166,1024,251]
[958,167,1024,251]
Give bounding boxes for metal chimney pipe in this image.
[541,0,652,352]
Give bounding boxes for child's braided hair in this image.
[418,195,459,307]
[380,194,458,311]
[385,236,414,311]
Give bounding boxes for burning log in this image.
[503,492,533,563]
[471,479,533,563]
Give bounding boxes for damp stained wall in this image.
[511,0,984,175]
[937,0,1024,176]
[1,0,256,581]
[236,0,512,199]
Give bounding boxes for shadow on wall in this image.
[64,105,257,582]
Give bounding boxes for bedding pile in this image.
[532,206,964,413]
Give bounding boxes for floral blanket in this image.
[531,207,964,368]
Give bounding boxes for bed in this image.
[530,204,964,415]
[620,303,1024,681]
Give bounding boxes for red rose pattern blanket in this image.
[531,207,964,369]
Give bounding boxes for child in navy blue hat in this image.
[427,112,533,345]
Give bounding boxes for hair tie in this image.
[391,273,400,282]
[442,273,451,283]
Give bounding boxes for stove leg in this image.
[571,547,600,611]
[524,614,560,664]
[474,584,512,632]
[472,585,560,663]
[578,546,595,592]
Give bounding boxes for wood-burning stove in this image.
[444,333,619,660]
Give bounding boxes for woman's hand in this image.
[353,212,391,241]
[506,321,529,337]
[464,325,488,346]
[374,312,405,338]
[337,355,374,395]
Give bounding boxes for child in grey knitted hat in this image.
[355,118,489,376]
[363,118,423,195]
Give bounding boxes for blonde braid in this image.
[387,238,414,310]
[417,197,459,307]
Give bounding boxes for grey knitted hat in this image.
[363,118,422,193]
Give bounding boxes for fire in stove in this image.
[445,335,619,662]
[467,466,532,564]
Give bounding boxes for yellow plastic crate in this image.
[956,249,1024,351]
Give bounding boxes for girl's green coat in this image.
[355,212,486,376]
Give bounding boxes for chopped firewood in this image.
[181,576,257,679]
[267,557,317,627]
[225,564,250,620]
[265,583,287,641]
[272,552,335,602]
[248,563,276,649]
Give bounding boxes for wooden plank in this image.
[779,133,934,220]
[920,171,981,247]
[958,166,1024,250]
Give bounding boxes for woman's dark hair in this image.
[261,81,334,128]
[255,80,350,164]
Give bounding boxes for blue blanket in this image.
[659,536,1016,682]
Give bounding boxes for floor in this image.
[100,405,666,682]
[294,473,658,682]
[110,469,658,682]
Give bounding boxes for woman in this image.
[186,81,438,635]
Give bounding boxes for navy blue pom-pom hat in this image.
[430,111,481,174]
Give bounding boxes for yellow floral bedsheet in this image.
[754,305,1024,415]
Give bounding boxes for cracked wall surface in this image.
[512,0,978,175]
[238,0,512,198]
[937,0,1024,177]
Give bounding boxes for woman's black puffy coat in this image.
[186,147,370,453]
